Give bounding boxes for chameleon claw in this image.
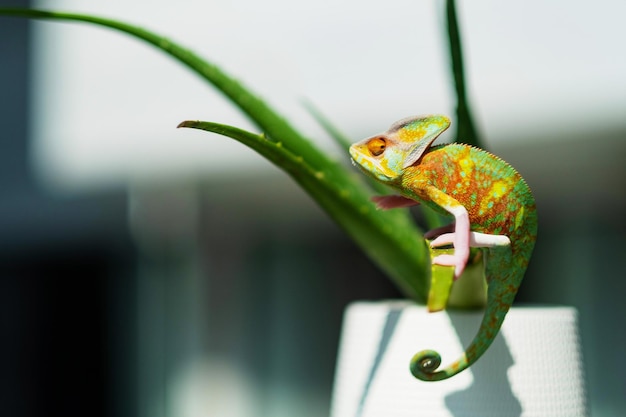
[429,232,455,247]
[432,253,468,278]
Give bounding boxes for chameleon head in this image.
[349,115,451,183]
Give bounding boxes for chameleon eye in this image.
[367,137,386,156]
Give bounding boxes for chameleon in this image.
[349,115,537,381]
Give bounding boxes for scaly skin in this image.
[350,115,537,381]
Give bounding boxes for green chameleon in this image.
[349,115,537,381]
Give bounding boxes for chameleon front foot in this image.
[370,195,420,210]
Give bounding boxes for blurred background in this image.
[1,0,624,416]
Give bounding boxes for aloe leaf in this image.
[302,100,353,152]
[0,7,434,300]
[426,244,455,312]
[0,5,498,305]
[0,8,326,169]
[445,0,482,149]
[179,120,429,300]
[302,100,394,196]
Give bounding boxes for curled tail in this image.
[410,242,531,381]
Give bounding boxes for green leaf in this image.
[0,5,487,306]
[445,0,483,149]
[178,120,429,300]
[302,100,394,196]
[0,8,325,168]
[426,244,455,312]
[302,100,353,152]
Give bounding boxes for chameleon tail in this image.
[410,246,524,382]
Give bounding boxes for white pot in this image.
[330,301,588,417]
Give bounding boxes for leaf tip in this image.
[177,120,196,129]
